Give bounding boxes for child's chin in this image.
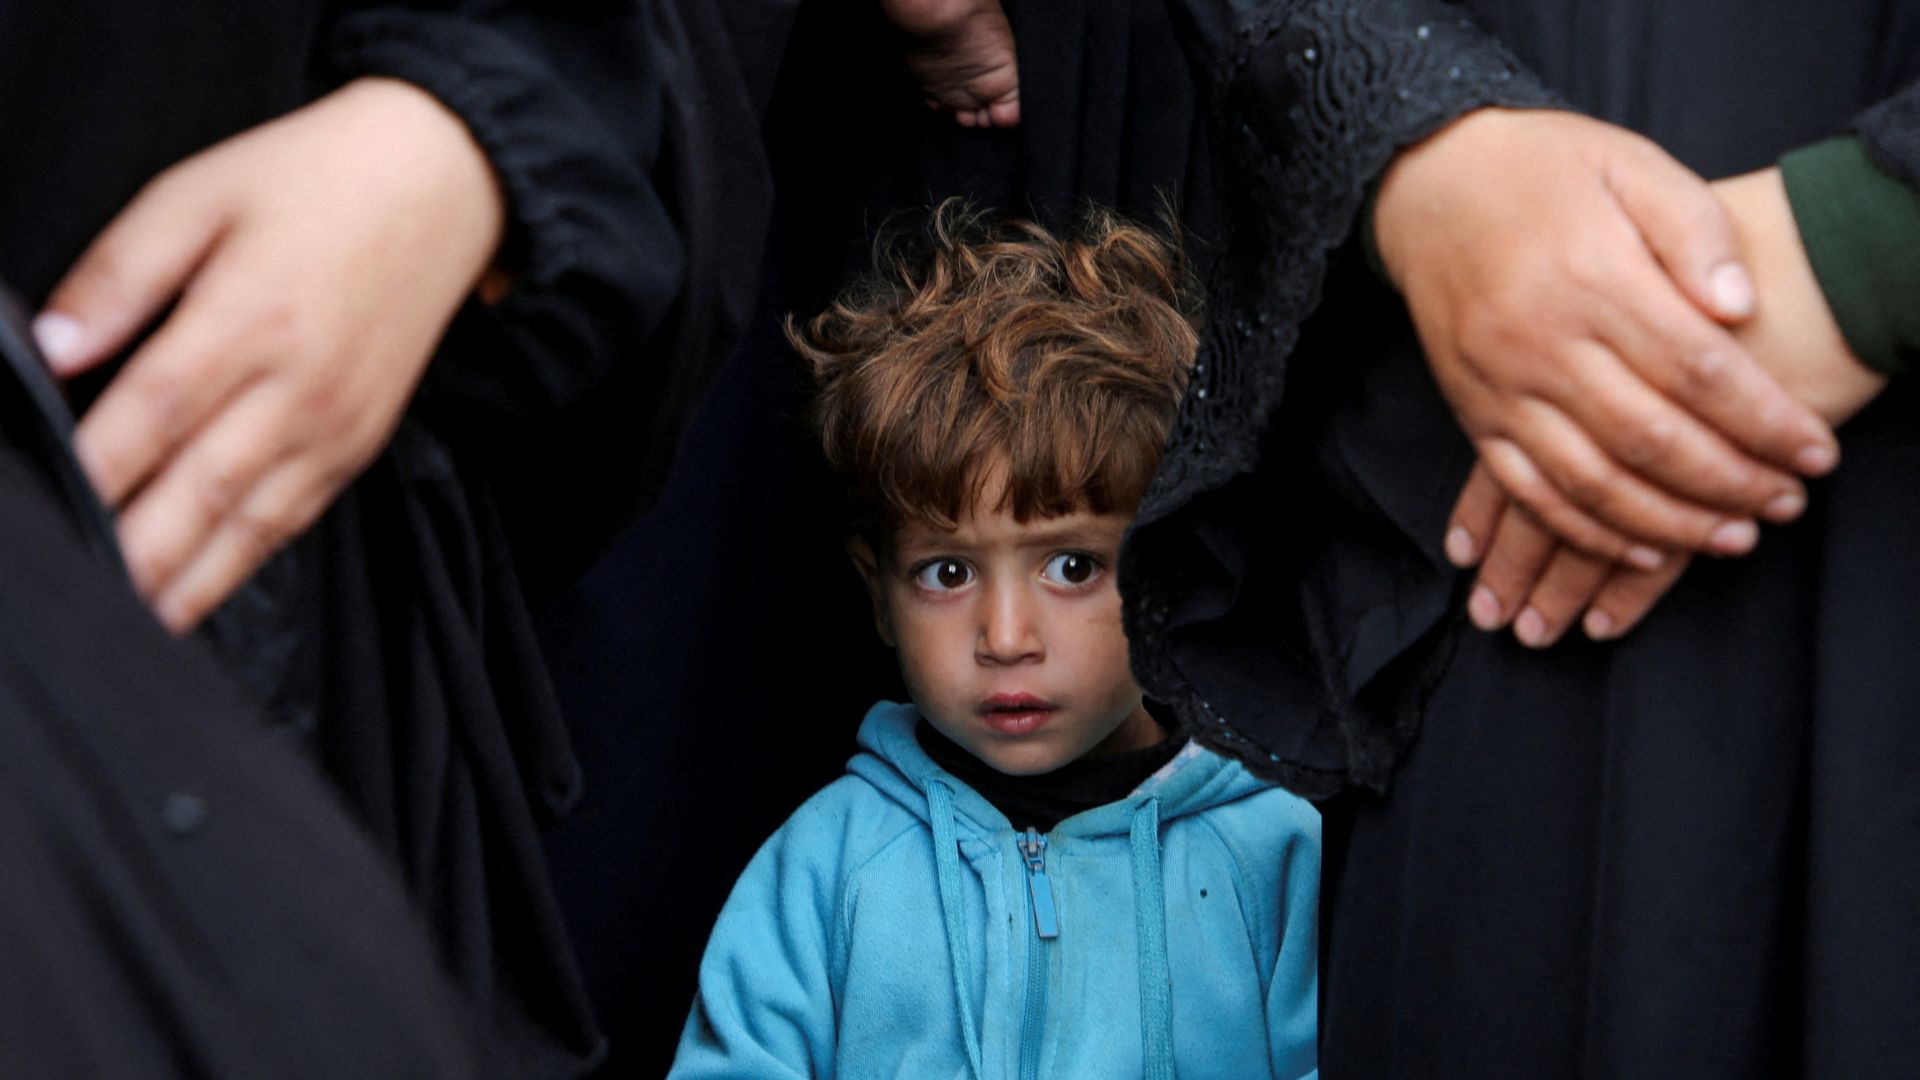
[976,742,1072,778]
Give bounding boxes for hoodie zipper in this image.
[1017,827,1057,1080]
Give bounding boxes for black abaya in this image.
[0,290,479,1077]
[1121,1,1920,1075]
[2,3,697,1076]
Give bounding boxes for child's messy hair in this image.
[790,200,1201,539]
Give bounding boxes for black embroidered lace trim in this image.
[1122,0,1559,796]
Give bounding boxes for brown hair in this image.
[791,201,1201,539]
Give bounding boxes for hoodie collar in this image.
[848,701,1268,838]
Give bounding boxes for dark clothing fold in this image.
[4,2,704,1075]
[1119,1,1920,1074]
[542,5,1226,1071]
[0,290,479,1078]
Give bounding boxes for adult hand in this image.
[878,0,1021,128]
[32,77,505,634]
[1376,108,1840,567]
[1449,166,1889,647]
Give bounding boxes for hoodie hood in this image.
[847,701,1272,838]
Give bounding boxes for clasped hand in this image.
[33,77,504,634]
[1374,108,1886,646]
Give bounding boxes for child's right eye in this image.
[912,559,974,591]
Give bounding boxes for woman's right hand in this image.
[1375,108,1841,568]
[1451,165,1889,647]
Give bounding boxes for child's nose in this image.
[976,584,1043,665]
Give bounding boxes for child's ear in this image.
[846,536,895,647]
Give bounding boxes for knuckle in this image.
[306,376,350,421]
[1534,569,1597,614]
[1613,419,1680,469]
[1678,348,1732,397]
[1559,459,1616,510]
[225,505,290,565]
[247,299,312,354]
[1678,195,1733,244]
[1502,476,1556,524]
[194,464,249,521]
[123,545,169,596]
[1457,289,1539,361]
[136,370,198,444]
[1557,244,1615,294]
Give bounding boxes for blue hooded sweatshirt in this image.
[669,702,1319,1079]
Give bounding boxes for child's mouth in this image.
[979,694,1058,735]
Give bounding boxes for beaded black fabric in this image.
[1121,0,1559,797]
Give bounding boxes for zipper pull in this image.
[1018,827,1060,939]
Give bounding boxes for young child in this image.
[667,207,1319,1080]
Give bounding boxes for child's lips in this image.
[979,694,1058,735]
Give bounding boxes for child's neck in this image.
[914,719,1181,832]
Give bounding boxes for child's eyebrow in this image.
[1014,520,1122,548]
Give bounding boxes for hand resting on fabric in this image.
[1451,166,1889,647]
[32,77,505,634]
[1374,108,1841,569]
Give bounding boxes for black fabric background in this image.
[0,2,701,1075]
[538,1,1218,1073]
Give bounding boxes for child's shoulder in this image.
[1175,753,1320,864]
[757,765,932,878]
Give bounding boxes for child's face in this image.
[852,501,1163,777]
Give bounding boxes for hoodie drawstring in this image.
[1131,796,1176,1080]
[928,781,987,1080]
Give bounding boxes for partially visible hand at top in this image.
[1375,107,1841,570]
[878,0,1021,128]
[33,76,505,634]
[1450,165,1889,648]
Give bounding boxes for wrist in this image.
[331,77,507,282]
[1371,106,1539,292]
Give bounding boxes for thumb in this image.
[1605,140,1756,323]
[35,166,226,378]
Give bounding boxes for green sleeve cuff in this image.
[1779,137,1920,377]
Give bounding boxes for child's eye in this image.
[1041,551,1102,587]
[912,559,974,591]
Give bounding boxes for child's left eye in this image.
[1041,552,1102,587]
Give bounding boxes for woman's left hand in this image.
[1451,166,1890,646]
[33,77,504,634]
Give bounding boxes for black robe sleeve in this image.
[321,1,685,429]
[1126,2,1920,801]
[1121,0,1557,796]
[194,6,718,1077]
[322,1,771,598]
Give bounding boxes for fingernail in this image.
[1763,491,1805,523]
[1709,519,1759,555]
[31,312,83,371]
[1584,609,1617,640]
[1514,608,1549,648]
[1625,545,1666,571]
[1468,586,1503,630]
[1710,262,1755,319]
[1794,444,1837,476]
[1445,526,1478,567]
